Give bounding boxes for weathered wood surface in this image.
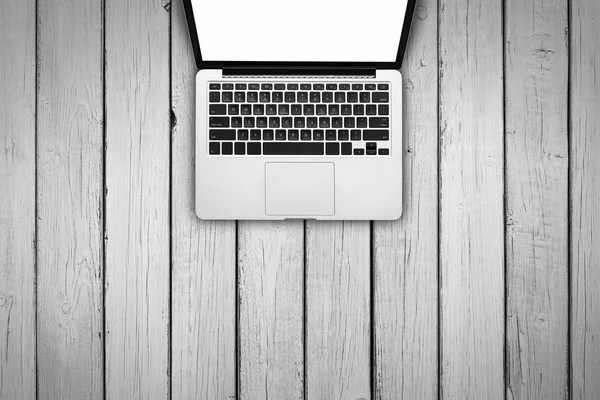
[170,0,237,399]
[36,0,104,398]
[505,0,570,398]
[104,0,170,398]
[571,0,600,398]
[306,221,371,399]
[438,0,505,398]
[238,221,304,399]
[0,1,36,399]
[373,0,439,397]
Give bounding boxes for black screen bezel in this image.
[182,0,417,70]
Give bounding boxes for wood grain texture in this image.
[438,0,505,398]
[372,0,439,398]
[306,221,371,400]
[238,221,304,400]
[0,1,36,399]
[36,0,104,398]
[104,0,170,398]
[504,0,569,398]
[171,0,237,398]
[571,0,600,397]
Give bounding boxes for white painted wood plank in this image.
[372,0,439,397]
[36,0,104,398]
[504,0,569,398]
[0,1,36,399]
[104,0,170,398]
[571,0,600,397]
[306,221,371,399]
[238,221,304,400]
[171,0,237,398]
[438,0,505,397]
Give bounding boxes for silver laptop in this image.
[183,0,416,220]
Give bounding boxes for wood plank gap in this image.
[101,0,107,399]
[436,0,442,397]
[566,0,573,397]
[236,220,240,400]
[303,220,307,400]
[370,219,375,399]
[35,0,40,398]
[501,0,508,397]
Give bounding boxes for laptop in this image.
[183,0,416,220]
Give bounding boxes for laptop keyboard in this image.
[207,82,391,156]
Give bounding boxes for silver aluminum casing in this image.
[195,69,403,220]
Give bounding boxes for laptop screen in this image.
[190,0,409,63]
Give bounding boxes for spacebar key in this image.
[263,142,324,155]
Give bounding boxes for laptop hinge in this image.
[222,65,376,79]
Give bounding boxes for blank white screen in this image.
[191,0,408,62]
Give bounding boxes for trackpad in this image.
[265,163,335,216]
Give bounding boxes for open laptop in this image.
[183,0,416,220]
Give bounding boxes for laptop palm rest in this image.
[265,163,335,217]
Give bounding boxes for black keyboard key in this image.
[307,117,318,128]
[287,83,299,90]
[228,104,239,115]
[363,130,390,140]
[339,84,350,90]
[378,104,389,115]
[241,104,252,115]
[294,117,305,128]
[253,104,264,115]
[373,92,389,103]
[344,117,355,128]
[247,92,258,103]
[266,104,277,115]
[235,142,245,155]
[341,142,352,155]
[257,117,267,128]
[379,148,390,155]
[260,92,271,103]
[298,92,309,103]
[248,142,261,155]
[273,92,283,103]
[353,105,364,115]
[249,84,260,90]
[250,130,261,140]
[285,92,296,103]
[347,92,358,103]
[354,148,365,155]
[351,130,361,140]
[323,92,333,103]
[278,104,289,115]
[338,130,349,141]
[235,83,247,90]
[232,117,242,127]
[329,104,339,115]
[366,142,377,150]
[367,149,377,155]
[326,142,340,155]
[313,130,324,141]
[222,92,233,102]
[360,92,370,103]
[244,117,255,128]
[209,142,220,155]
[275,84,286,90]
[261,83,273,90]
[301,130,311,140]
[366,105,377,115]
[209,92,220,102]
[209,117,229,127]
[326,130,336,141]
[335,92,345,103]
[276,130,286,140]
[357,117,368,128]
[365,84,376,90]
[313,83,324,90]
[304,104,315,115]
[319,117,330,128]
[300,83,311,90]
[210,104,227,115]
[369,117,389,128]
[222,142,233,155]
[341,105,352,115]
[237,129,249,140]
[223,83,234,90]
[288,130,299,140]
[269,117,280,128]
[332,117,343,128]
[209,83,221,90]
[263,142,324,155]
[291,105,302,115]
[352,84,363,90]
[316,105,327,115]
[310,92,321,103]
[282,117,292,128]
[326,84,337,90]
[263,129,274,140]
[378,83,389,90]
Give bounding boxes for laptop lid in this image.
[182,0,416,71]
